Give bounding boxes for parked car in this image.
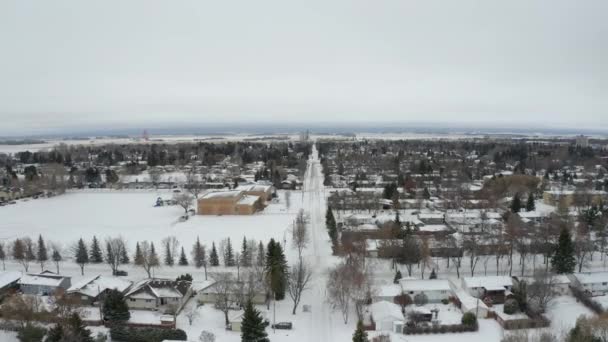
[271,322,293,330]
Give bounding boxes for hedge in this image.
[109,324,187,342]
[571,287,605,315]
[403,322,478,335]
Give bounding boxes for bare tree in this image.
[211,272,236,326]
[527,270,558,315]
[327,262,353,324]
[287,260,312,315]
[161,236,180,266]
[173,192,195,215]
[185,306,199,326]
[149,168,162,187]
[185,166,204,200]
[291,209,309,261]
[575,221,594,272]
[327,256,372,324]
[106,237,128,275]
[135,241,160,278]
[285,191,291,210]
[199,331,216,342]
[464,233,482,276]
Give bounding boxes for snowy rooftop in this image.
[0,271,21,289]
[463,276,513,291]
[200,190,242,199]
[237,194,260,206]
[369,301,404,322]
[400,279,452,292]
[375,284,402,298]
[572,272,608,284]
[19,273,67,287]
[418,224,449,232]
[67,275,132,298]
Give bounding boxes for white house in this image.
[568,272,608,296]
[462,276,513,304]
[400,279,452,303]
[367,301,404,331]
[372,284,402,303]
[125,278,191,312]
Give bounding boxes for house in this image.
[400,279,452,303]
[568,272,608,296]
[196,279,266,305]
[19,271,71,295]
[417,213,445,225]
[462,276,513,304]
[512,274,571,296]
[66,275,132,305]
[453,288,489,318]
[366,301,404,331]
[125,278,191,312]
[0,271,21,295]
[372,284,403,303]
[197,190,263,215]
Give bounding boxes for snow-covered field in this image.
[0,190,304,257]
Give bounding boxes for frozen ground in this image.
[0,190,304,259]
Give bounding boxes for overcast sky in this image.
[1,0,607,136]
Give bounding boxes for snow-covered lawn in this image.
[545,295,595,333]
[369,320,504,342]
[0,190,303,259]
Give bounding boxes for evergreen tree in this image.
[429,268,437,279]
[65,313,94,342]
[265,239,288,300]
[25,240,35,266]
[224,238,235,267]
[36,234,48,271]
[257,241,265,267]
[192,237,205,268]
[120,247,130,264]
[393,270,402,284]
[0,243,5,270]
[90,236,103,263]
[240,301,269,342]
[352,320,369,342]
[164,240,174,266]
[149,242,159,269]
[526,192,536,212]
[106,241,115,270]
[134,242,143,265]
[45,324,64,342]
[179,247,189,266]
[511,193,522,213]
[52,249,62,274]
[241,237,251,267]
[12,239,25,264]
[102,289,131,323]
[75,238,89,275]
[552,228,576,274]
[210,242,220,266]
[325,206,338,250]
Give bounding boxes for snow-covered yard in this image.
[0,190,303,258]
[545,295,595,333]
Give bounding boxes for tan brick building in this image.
[197,190,263,215]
